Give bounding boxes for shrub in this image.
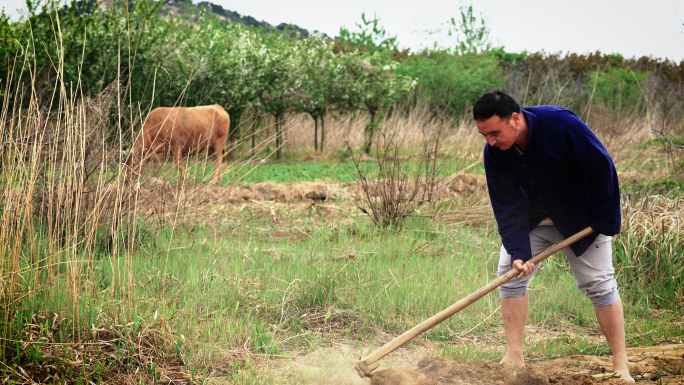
[353,123,449,227]
[396,51,504,115]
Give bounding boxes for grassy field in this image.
[3,150,683,383]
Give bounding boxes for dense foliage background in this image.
[2,0,683,156]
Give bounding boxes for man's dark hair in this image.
[472,90,522,121]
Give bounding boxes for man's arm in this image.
[484,147,532,265]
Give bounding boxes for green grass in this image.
[175,154,486,184]
[231,160,361,183]
[627,177,684,196]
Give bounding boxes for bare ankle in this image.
[499,353,525,370]
[614,369,634,382]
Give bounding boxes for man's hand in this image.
[512,259,535,280]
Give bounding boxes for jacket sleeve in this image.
[562,114,622,235]
[484,146,532,265]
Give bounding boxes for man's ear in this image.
[509,112,523,127]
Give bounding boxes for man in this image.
[473,90,633,382]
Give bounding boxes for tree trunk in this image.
[275,113,282,160]
[310,113,318,152]
[228,115,241,160]
[320,115,325,152]
[364,110,376,155]
[251,115,259,157]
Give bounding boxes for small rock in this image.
[305,189,326,201]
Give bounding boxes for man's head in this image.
[473,90,528,151]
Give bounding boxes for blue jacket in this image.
[484,106,621,265]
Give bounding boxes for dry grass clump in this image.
[1,312,204,384]
[623,195,683,242]
[298,308,366,335]
[616,194,684,308]
[1,82,135,255]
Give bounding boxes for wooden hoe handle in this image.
[354,227,594,378]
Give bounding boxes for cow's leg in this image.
[171,145,185,180]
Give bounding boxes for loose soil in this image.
[275,343,684,385]
[371,344,684,385]
[134,173,487,207]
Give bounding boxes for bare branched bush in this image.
[585,104,652,166]
[353,119,450,227]
[649,128,684,178]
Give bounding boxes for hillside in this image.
[91,0,324,38]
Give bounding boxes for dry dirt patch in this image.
[133,174,487,211]
[370,344,684,385]
[273,343,684,385]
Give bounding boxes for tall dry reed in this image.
[0,70,139,359]
[262,102,483,156]
[615,192,683,308]
[251,100,655,168]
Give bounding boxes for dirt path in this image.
[275,343,684,384]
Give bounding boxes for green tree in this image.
[256,32,303,159]
[336,13,398,55]
[397,51,504,115]
[335,15,415,153]
[183,22,265,156]
[448,4,491,55]
[293,35,341,152]
[589,67,649,111]
[342,54,415,153]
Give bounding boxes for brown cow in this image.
[125,105,230,183]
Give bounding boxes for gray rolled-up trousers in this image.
[497,224,620,307]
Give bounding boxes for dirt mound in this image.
[132,180,358,215]
[369,344,684,385]
[300,152,336,162]
[137,175,487,207]
[370,358,544,385]
[130,175,489,221]
[198,182,358,204]
[447,174,487,195]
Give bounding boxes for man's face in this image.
[475,113,524,151]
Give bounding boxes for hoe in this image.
[354,226,594,379]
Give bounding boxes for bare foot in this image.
[615,370,634,382]
[499,354,524,370]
